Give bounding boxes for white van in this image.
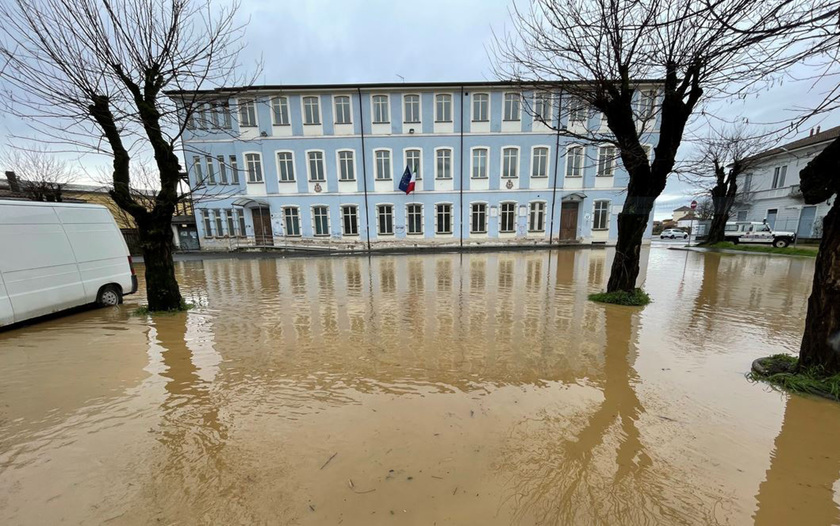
[0,201,137,327]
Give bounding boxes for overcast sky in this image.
[2,0,838,220]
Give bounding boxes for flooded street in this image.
[1,247,837,525]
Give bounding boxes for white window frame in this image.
[565,145,584,178]
[403,94,421,124]
[302,96,321,125]
[529,201,546,232]
[500,201,517,233]
[406,203,423,235]
[306,150,326,182]
[636,89,657,119]
[201,209,213,237]
[333,95,353,125]
[205,156,216,185]
[192,155,203,184]
[470,202,488,234]
[530,146,550,178]
[336,149,356,181]
[376,203,395,235]
[238,98,257,127]
[533,92,552,123]
[374,149,393,180]
[341,204,359,236]
[593,200,610,231]
[311,205,331,237]
[271,96,290,126]
[275,150,296,182]
[243,151,264,183]
[435,93,453,123]
[404,148,422,180]
[472,93,489,122]
[217,155,228,184]
[597,144,617,177]
[501,146,520,179]
[372,94,390,124]
[568,98,586,126]
[435,203,453,235]
[772,165,788,188]
[471,147,489,179]
[283,206,301,237]
[503,92,521,121]
[435,147,453,180]
[229,155,240,184]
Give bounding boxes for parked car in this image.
[724,221,797,248]
[660,228,688,239]
[0,201,138,327]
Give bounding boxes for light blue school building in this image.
[172,81,658,251]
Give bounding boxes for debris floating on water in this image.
[320,452,338,470]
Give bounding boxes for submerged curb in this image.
[668,246,816,259]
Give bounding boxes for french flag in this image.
[398,165,416,194]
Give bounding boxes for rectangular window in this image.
[226,209,236,236]
[207,103,219,128]
[405,149,421,180]
[238,99,257,127]
[197,105,208,129]
[529,202,546,232]
[341,205,358,236]
[218,102,232,129]
[217,155,228,184]
[277,152,295,182]
[407,204,423,234]
[569,98,586,125]
[372,94,389,123]
[303,96,320,125]
[307,151,325,181]
[503,93,520,121]
[472,93,488,122]
[244,153,263,183]
[772,165,787,188]
[471,203,487,234]
[338,150,355,181]
[435,94,452,122]
[334,95,351,124]
[271,96,289,125]
[185,110,196,130]
[313,206,329,236]
[436,149,452,179]
[436,204,452,234]
[201,209,213,237]
[375,150,391,180]
[502,147,519,178]
[283,207,300,236]
[566,146,584,177]
[192,156,203,183]
[642,144,653,163]
[637,89,656,119]
[593,201,610,230]
[229,155,240,184]
[500,202,516,233]
[404,95,420,123]
[597,145,617,177]
[534,93,551,122]
[377,204,394,235]
[472,148,488,179]
[214,209,224,236]
[205,156,216,184]
[236,209,247,237]
[532,147,548,178]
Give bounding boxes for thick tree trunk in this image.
[798,203,840,374]
[607,193,655,292]
[138,216,182,311]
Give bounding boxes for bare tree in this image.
[494,0,817,294]
[0,0,256,311]
[683,126,766,243]
[2,145,77,202]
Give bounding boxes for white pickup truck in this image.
[724,221,797,248]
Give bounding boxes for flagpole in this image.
[459,85,465,250]
[357,87,372,253]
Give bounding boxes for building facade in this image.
[732,125,838,239]
[173,82,659,251]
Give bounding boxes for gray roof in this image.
[748,125,840,162]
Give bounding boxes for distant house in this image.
[672,206,693,222]
[675,212,698,229]
[731,125,839,239]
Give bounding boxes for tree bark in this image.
[607,195,655,292]
[137,215,182,311]
[797,136,840,374]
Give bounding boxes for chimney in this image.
[809,128,814,136]
[4,171,20,193]
[816,125,821,134]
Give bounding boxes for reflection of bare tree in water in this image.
[753,395,840,525]
[497,307,721,525]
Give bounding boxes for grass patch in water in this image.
[703,241,817,257]
[588,288,651,306]
[132,299,195,316]
[749,354,840,401]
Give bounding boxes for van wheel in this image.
[97,285,122,306]
[773,238,790,248]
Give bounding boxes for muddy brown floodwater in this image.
[1,247,838,525]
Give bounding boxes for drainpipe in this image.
[357,87,372,252]
[548,89,564,245]
[459,85,465,249]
